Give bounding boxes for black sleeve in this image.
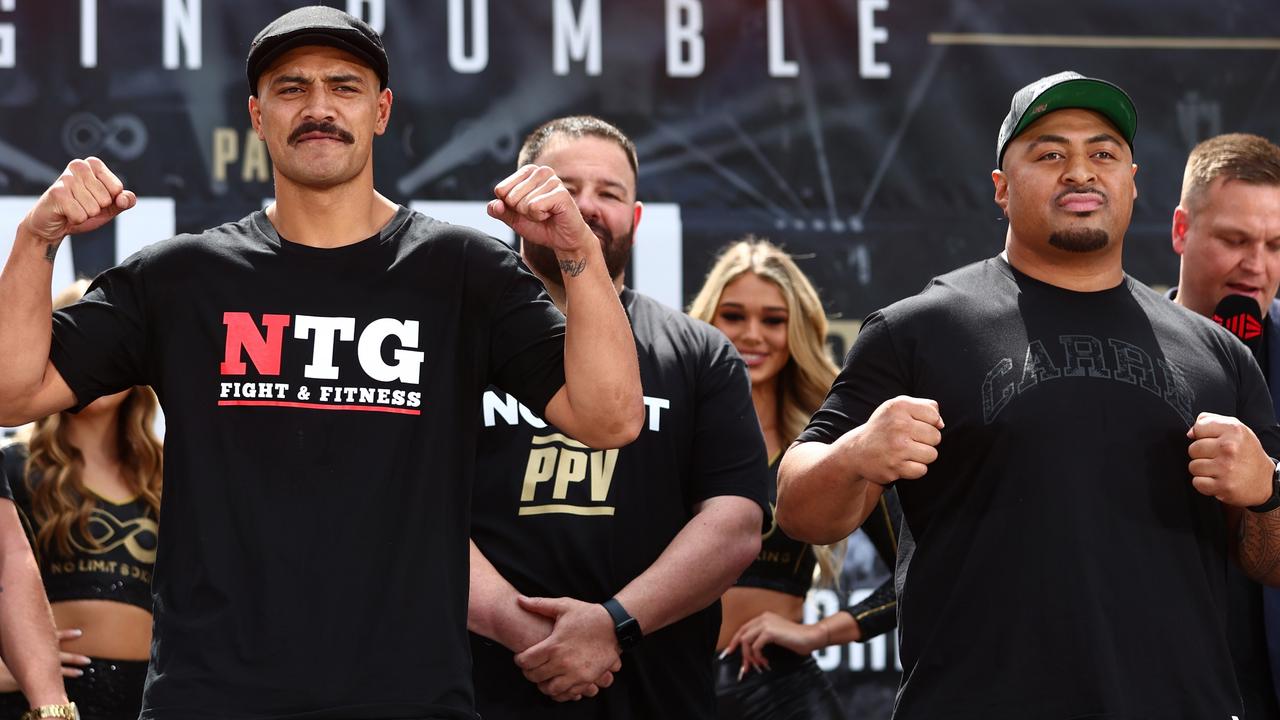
[1235,342,1280,458]
[688,343,770,511]
[50,251,152,412]
[845,576,897,641]
[0,447,12,501]
[844,489,901,640]
[795,311,911,446]
[486,251,567,419]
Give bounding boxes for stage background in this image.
[3,1,1279,716]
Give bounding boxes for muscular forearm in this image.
[1238,508,1280,586]
[777,438,883,545]
[615,496,761,635]
[553,239,643,449]
[0,540,67,704]
[0,227,57,419]
[468,541,552,652]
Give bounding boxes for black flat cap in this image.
[246,5,388,96]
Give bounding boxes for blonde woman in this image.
[691,238,899,718]
[0,280,162,720]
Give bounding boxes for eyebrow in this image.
[1025,132,1124,149]
[718,301,789,312]
[271,73,367,87]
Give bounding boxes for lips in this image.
[1058,192,1105,212]
[738,351,767,367]
[296,132,344,143]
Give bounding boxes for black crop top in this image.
[2,443,157,612]
[735,458,816,597]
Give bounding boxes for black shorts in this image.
[0,656,146,720]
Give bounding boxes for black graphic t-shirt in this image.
[470,289,770,719]
[4,443,158,611]
[797,256,1280,720]
[48,207,567,720]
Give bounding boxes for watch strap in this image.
[1247,459,1280,514]
[602,596,642,651]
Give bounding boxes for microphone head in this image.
[1211,294,1264,355]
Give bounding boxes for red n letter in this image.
[221,312,291,375]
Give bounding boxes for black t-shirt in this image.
[0,447,11,501]
[48,207,567,720]
[797,256,1280,720]
[469,288,770,719]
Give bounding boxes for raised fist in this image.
[487,165,595,257]
[22,157,136,244]
[847,395,944,485]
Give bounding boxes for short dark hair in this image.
[517,115,638,183]
[1180,133,1280,212]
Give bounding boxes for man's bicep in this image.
[0,361,76,426]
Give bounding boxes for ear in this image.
[248,95,264,141]
[1130,163,1138,201]
[374,88,393,136]
[632,201,644,235]
[1171,205,1190,255]
[992,169,1009,216]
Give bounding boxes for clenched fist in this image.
[487,165,595,259]
[22,157,136,244]
[847,395,944,485]
[1186,412,1274,508]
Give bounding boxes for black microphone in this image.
[1211,294,1264,359]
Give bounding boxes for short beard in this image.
[525,220,633,286]
[1048,228,1109,253]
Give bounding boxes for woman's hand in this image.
[0,628,91,692]
[722,611,827,678]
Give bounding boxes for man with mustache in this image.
[0,7,643,720]
[1167,133,1280,719]
[467,115,769,718]
[775,71,1280,718]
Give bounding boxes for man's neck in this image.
[1003,234,1125,292]
[267,170,398,248]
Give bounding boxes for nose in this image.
[574,192,602,224]
[1061,153,1097,187]
[301,89,337,123]
[740,317,764,344]
[1240,242,1265,273]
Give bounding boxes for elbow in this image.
[580,395,645,450]
[775,499,852,546]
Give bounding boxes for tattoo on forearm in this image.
[1240,510,1280,583]
[44,242,60,263]
[559,258,587,278]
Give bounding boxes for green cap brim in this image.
[1011,78,1137,151]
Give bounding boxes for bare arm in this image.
[0,158,135,426]
[778,396,942,545]
[487,165,643,449]
[0,500,67,706]
[515,495,762,697]
[1185,412,1280,585]
[467,540,552,653]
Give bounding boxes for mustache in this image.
[585,218,613,244]
[287,121,355,145]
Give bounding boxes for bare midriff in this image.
[53,600,152,661]
[716,585,804,651]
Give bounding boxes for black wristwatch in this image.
[602,597,643,652]
[1247,458,1280,514]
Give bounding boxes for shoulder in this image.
[397,210,516,260]
[878,257,1007,325]
[109,212,266,274]
[627,291,740,366]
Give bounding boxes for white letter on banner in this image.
[0,0,14,68]
[553,0,601,76]
[81,0,97,67]
[665,0,703,77]
[163,0,201,69]
[857,0,890,79]
[767,0,797,77]
[346,0,385,34]
[448,0,488,73]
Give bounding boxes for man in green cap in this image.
[775,71,1280,718]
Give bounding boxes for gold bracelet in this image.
[21,703,79,720]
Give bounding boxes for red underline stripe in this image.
[217,400,421,415]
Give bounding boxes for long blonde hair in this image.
[25,279,163,559]
[689,237,845,585]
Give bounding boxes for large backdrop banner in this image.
[2,1,1279,716]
